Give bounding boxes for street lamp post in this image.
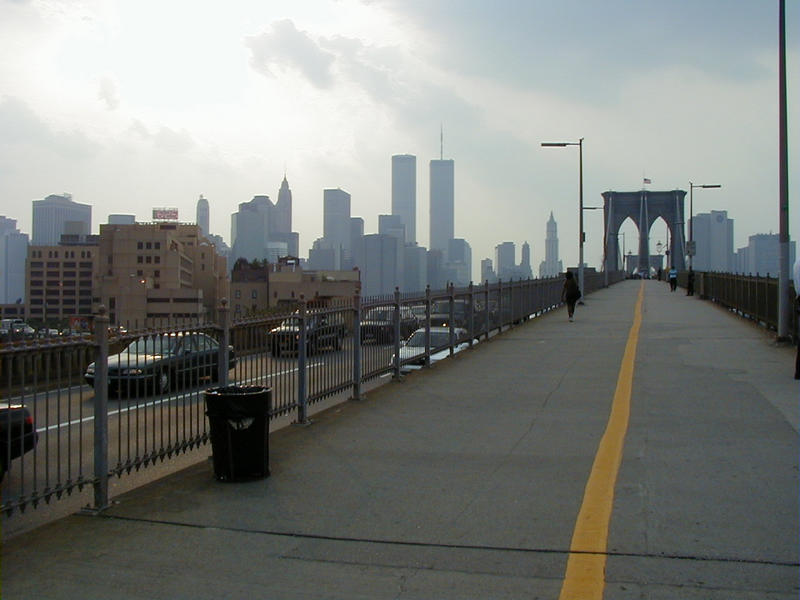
[688,182,721,271]
[542,138,584,301]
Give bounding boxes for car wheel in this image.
[156,370,171,395]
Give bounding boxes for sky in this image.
[0,0,798,280]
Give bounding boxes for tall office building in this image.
[196,195,209,235]
[447,238,472,286]
[378,214,406,242]
[350,217,365,271]
[520,241,533,279]
[323,188,352,266]
[481,258,496,283]
[429,159,454,256]
[32,193,91,245]
[231,196,272,265]
[495,242,516,278]
[391,154,416,244]
[361,234,402,296]
[691,210,733,272]
[404,245,427,293]
[0,217,29,303]
[735,233,796,276]
[539,212,563,277]
[273,176,292,237]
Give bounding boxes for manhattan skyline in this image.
[0,1,797,273]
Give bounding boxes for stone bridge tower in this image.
[602,190,686,273]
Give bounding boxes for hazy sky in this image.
[1,0,797,277]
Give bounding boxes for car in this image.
[268,312,347,357]
[391,327,474,372]
[0,403,38,482]
[360,306,419,344]
[84,331,237,396]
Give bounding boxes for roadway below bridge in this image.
[3,279,797,599]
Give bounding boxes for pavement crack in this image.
[89,513,800,569]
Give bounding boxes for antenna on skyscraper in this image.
[440,123,443,160]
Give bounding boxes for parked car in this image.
[84,332,237,396]
[391,327,473,372]
[268,312,347,357]
[429,299,471,328]
[0,404,38,482]
[360,306,419,344]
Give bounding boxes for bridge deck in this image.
[3,280,798,599]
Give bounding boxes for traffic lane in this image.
[606,282,799,596]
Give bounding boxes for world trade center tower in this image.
[391,154,416,245]
[429,158,454,256]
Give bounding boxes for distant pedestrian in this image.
[686,269,695,296]
[561,271,580,322]
[794,256,800,380]
[668,267,678,292]
[657,267,663,281]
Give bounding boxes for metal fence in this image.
[677,271,798,337]
[1,275,623,517]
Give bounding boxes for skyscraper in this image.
[273,176,292,238]
[0,216,28,303]
[323,188,352,266]
[392,154,416,244]
[691,210,733,272]
[196,195,209,236]
[429,159,454,256]
[539,212,563,277]
[32,193,91,245]
[230,196,272,265]
[495,242,516,278]
[520,241,533,279]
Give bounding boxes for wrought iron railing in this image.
[1,274,624,517]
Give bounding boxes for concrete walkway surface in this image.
[2,280,797,599]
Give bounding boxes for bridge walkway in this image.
[3,279,797,599]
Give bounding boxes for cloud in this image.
[126,119,195,154]
[246,19,336,88]
[97,77,119,110]
[0,95,97,158]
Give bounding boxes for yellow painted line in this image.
[558,282,644,600]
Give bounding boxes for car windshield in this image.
[124,336,179,356]
[406,331,451,348]
[431,301,466,314]
[365,308,393,321]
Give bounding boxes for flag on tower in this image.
[643,177,652,184]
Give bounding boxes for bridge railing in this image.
[677,271,797,337]
[1,274,624,517]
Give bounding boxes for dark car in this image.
[360,306,419,344]
[269,312,346,357]
[84,332,237,396]
[0,404,38,482]
[430,299,470,328]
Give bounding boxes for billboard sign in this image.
[152,208,179,221]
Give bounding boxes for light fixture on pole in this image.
[688,182,721,270]
[542,138,584,302]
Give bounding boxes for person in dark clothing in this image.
[686,269,695,296]
[561,271,580,322]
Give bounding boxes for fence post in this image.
[92,305,110,512]
[484,280,490,341]
[296,301,309,424]
[448,283,455,356]
[217,298,230,387]
[468,282,475,347]
[497,279,503,332]
[424,285,432,368]
[393,287,402,379]
[351,292,362,400]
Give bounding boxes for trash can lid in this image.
[205,385,271,396]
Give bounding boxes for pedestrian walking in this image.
[686,269,695,296]
[668,267,678,292]
[561,271,580,322]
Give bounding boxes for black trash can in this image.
[204,386,271,481]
